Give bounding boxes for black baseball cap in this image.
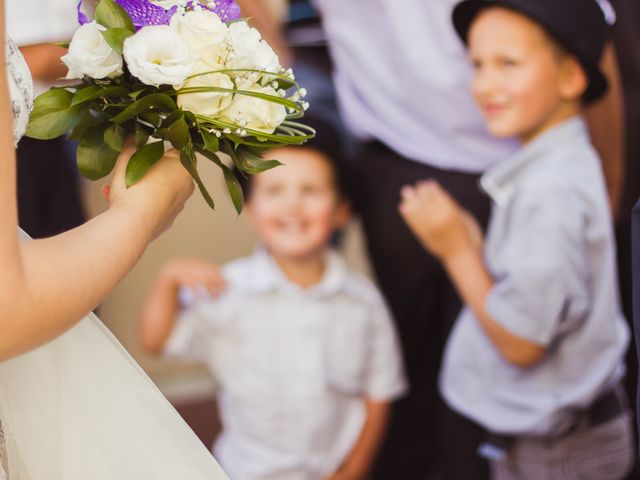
[452,0,611,103]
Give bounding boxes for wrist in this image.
[443,243,481,272]
[110,187,170,239]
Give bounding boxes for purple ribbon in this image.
[207,0,241,22]
[77,0,89,24]
[116,0,176,29]
[77,0,241,28]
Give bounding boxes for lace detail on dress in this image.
[5,39,34,146]
[0,420,7,480]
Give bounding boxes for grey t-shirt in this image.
[440,116,629,436]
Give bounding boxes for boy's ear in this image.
[559,56,589,101]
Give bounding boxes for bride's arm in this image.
[0,5,194,360]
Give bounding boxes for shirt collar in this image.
[247,247,349,298]
[480,116,589,206]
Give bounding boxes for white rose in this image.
[177,63,234,117]
[228,22,280,74]
[123,25,195,86]
[219,85,287,134]
[170,10,230,66]
[62,21,123,79]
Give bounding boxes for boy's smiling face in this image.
[468,7,587,143]
[246,147,349,262]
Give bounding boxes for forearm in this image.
[20,44,69,82]
[333,401,390,479]
[585,42,624,218]
[139,269,181,353]
[444,248,545,367]
[0,202,155,360]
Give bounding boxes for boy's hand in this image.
[160,258,227,298]
[399,180,482,259]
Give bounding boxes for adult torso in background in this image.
[311,0,518,172]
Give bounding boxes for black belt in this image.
[478,388,626,460]
[587,387,625,427]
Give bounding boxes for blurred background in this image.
[7,0,640,473]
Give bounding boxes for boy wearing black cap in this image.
[399,1,634,478]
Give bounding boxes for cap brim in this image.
[452,0,505,45]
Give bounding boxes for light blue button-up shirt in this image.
[440,117,629,436]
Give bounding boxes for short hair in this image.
[237,116,350,202]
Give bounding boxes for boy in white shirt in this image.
[140,130,407,480]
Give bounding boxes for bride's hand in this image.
[103,141,195,240]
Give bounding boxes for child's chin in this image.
[486,123,517,139]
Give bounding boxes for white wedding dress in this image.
[0,40,228,480]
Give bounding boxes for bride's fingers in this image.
[101,185,111,202]
[111,138,137,186]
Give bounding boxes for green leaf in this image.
[71,85,101,105]
[70,113,105,141]
[198,149,243,214]
[125,141,165,187]
[180,146,215,210]
[139,112,161,128]
[100,27,133,55]
[71,85,128,106]
[31,88,73,115]
[129,89,146,99]
[134,124,150,149]
[227,145,282,175]
[95,0,135,32]
[111,93,177,123]
[199,128,220,153]
[156,114,190,150]
[26,104,89,140]
[76,123,120,180]
[104,123,124,152]
[161,109,184,128]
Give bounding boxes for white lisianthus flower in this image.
[176,62,234,117]
[170,10,230,66]
[228,22,281,74]
[62,21,123,79]
[124,25,195,86]
[219,85,286,134]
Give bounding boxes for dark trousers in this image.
[349,142,491,480]
[16,137,85,238]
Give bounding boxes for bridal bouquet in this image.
[25,0,313,212]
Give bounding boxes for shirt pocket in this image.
[322,309,371,395]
